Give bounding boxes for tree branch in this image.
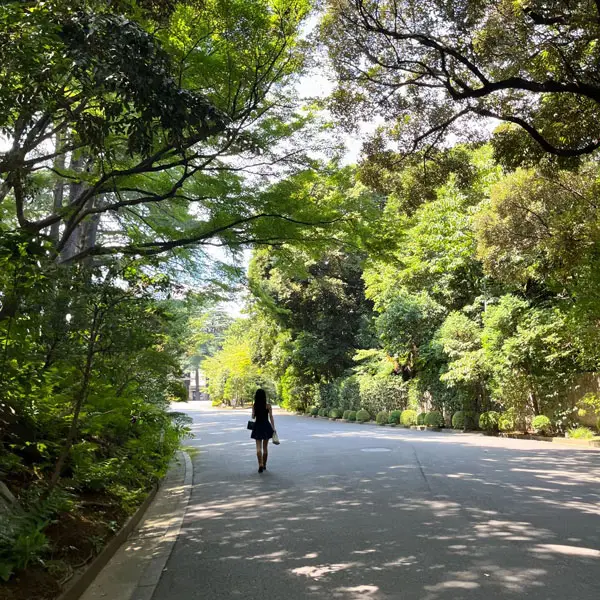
[58,213,346,264]
[474,107,600,156]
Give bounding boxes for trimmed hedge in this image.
[376,411,389,425]
[452,411,478,430]
[425,411,444,428]
[347,410,357,422]
[342,410,352,420]
[531,415,551,435]
[388,410,402,425]
[401,409,417,427]
[329,408,342,419]
[417,412,427,425]
[310,406,318,416]
[356,409,371,423]
[318,407,328,417]
[480,411,500,432]
[452,411,465,429]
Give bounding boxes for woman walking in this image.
[251,389,275,473]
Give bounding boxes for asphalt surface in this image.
[153,402,600,600]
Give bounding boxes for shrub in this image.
[452,411,465,429]
[479,411,500,432]
[358,373,407,414]
[452,411,478,430]
[597,416,600,432]
[417,412,427,425]
[376,411,389,425]
[425,411,444,428]
[356,409,371,422]
[339,376,361,412]
[305,406,313,414]
[318,408,328,417]
[401,409,417,426]
[329,408,342,419]
[388,410,402,425]
[498,414,514,432]
[342,410,352,420]
[567,426,594,440]
[532,415,552,435]
[310,406,318,416]
[347,410,357,422]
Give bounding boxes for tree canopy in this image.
[3,1,600,594]
[323,0,600,159]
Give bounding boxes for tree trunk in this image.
[195,368,200,398]
[49,134,66,242]
[48,306,99,491]
[529,391,540,416]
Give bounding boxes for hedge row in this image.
[304,406,599,438]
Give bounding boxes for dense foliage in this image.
[0,0,335,591]
[3,1,600,595]
[205,140,600,441]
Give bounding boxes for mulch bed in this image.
[0,492,128,600]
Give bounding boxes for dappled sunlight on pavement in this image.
[152,404,600,599]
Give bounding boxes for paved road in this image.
[154,403,600,600]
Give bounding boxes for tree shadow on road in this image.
[156,409,600,600]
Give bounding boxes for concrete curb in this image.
[131,450,193,600]
[57,485,159,600]
[61,450,193,600]
[499,432,600,448]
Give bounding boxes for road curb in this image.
[60,450,193,600]
[498,432,600,448]
[131,450,193,600]
[56,484,159,600]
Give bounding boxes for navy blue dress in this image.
[251,403,274,440]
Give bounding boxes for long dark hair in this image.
[254,388,267,415]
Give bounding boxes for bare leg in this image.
[262,439,269,469]
[255,440,263,469]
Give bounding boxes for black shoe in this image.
[258,466,264,473]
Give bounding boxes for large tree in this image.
[0,0,337,265]
[323,0,600,158]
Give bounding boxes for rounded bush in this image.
[425,411,444,428]
[567,426,594,440]
[498,414,514,431]
[342,410,352,420]
[318,407,328,417]
[479,411,500,432]
[452,411,478,430]
[310,406,318,416]
[417,412,427,425]
[388,410,402,425]
[305,406,313,415]
[532,415,552,435]
[329,408,342,419]
[356,409,371,423]
[347,410,357,422]
[376,411,389,425]
[452,411,465,429]
[401,409,417,427]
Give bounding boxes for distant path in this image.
[153,402,600,600]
